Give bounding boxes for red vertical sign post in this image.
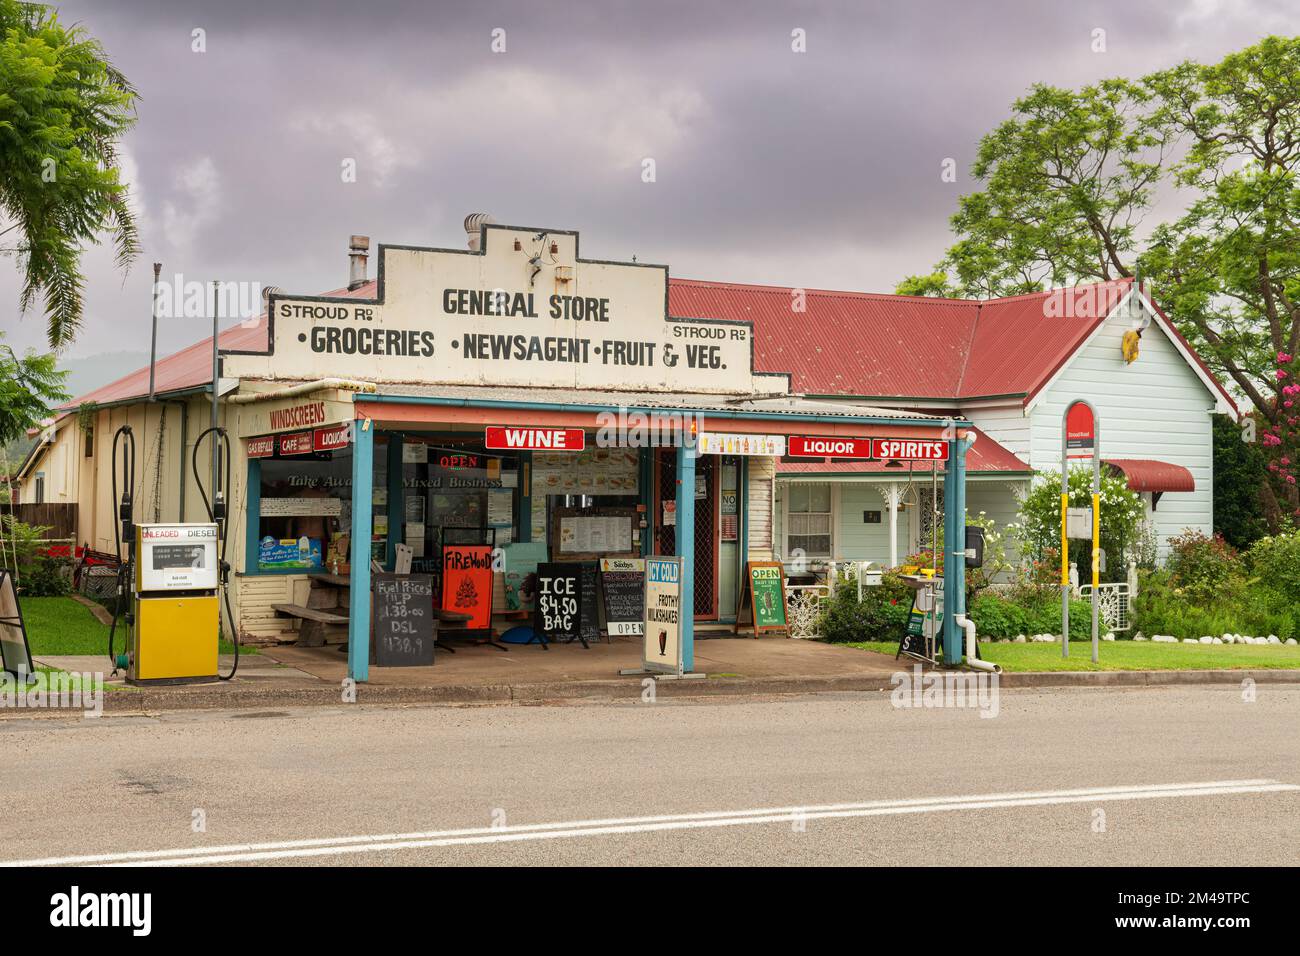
[1061,400,1101,663]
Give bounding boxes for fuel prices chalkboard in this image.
[373,573,434,666]
[737,561,788,635]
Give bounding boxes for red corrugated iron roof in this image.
[1104,458,1195,493]
[777,427,1030,475]
[670,278,1138,403]
[58,283,377,410]
[66,267,1234,417]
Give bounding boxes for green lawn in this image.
[18,596,249,657]
[842,639,1300,672]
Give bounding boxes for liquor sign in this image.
[695,432,786,456]
[1065,401,1096,459]
[642,556,683,676]
[246,435,276,458]
[871,439,949,461]
[787,436,873,459]
[313,422,353,452]
[278,431,314,456]
[485,426,585,451]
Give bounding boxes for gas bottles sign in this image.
[642,556,683,676]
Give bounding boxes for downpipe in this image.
[956,613,1000,674]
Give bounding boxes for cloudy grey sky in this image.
[1,0,1295,378]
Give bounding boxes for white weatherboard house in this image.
[684,277,1238,570]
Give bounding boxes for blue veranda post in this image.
[675,443,695,673]
[348,418,373,682]
[940,436,970,665]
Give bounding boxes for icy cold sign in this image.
[222,226,775,396]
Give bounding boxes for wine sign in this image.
[373,573,434,667]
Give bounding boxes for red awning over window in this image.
[1104,459,1195,493]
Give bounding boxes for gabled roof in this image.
[669,276,1237,412]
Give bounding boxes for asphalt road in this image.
[1,684,1297,866]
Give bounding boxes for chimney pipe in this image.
[348,235,369,290]
[464,213,495,251]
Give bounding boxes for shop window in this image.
[786,482,831,557]
[256,449,355,572]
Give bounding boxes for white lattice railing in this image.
[1077,582,1132,632]
[786,583,830,638]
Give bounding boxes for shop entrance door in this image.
[654,449,719,619]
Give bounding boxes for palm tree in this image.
[0,0,139,349]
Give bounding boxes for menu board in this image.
[532,448,639,495]
[580,563,600,647]
[373,573,434,666]
[599,557,644,636]
[553,508,637,559]
[535,562,584,647]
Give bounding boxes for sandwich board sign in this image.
[737,561,789,635]
[0,570,36,682]
[642,556,683,676]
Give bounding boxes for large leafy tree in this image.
[0,333,68,446]
[901,36,1300,523]
[0,0,138,349]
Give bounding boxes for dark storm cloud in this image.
[1,0,1294,360]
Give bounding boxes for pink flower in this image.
[1280,352,1294,364]
[1288,475,1297,485]
[1278,370,1290,379]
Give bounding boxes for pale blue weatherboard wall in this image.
[1028,302,1218,558]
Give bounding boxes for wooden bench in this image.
[272,603,349,646]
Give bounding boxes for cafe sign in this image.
[222,225,781,397]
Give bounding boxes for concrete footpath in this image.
[17,636,1300,715]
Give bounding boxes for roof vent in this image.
[464,213,495,251]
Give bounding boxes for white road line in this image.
[2,779,1295,867]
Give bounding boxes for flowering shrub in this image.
[818,570,914,643]
[1008,468,1145,581]
[1165,530,1244,602]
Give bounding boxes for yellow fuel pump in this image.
[128,523,221,684]
[107,422,239,685]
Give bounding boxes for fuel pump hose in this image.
[107,425,135,674]
[193,426,239,680]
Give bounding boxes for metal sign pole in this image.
[1091,415,1101,664]
[1060,412,1069,660]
